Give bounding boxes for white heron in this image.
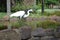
[10,9,33,19]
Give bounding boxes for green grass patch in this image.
[0,12,6,18]
[30,11,60,18]
[0,19,60,30]
[0,11,60,18]
[36,20,60,29]
[26,20,60,29]
[0,11,60,30]
[0,22,7,30]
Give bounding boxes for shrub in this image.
[36,20,60,29]
[0,23,7,30]
[10,21,20,28]
[35,11,60,16]
[11,3,33,12]
[0,13,6,18]
[26,21,37,29]
[10,19,27,28]
[26,20,60,29]
[52,11,60,16]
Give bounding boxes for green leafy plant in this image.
[10,19,27,28]
[36,20,60,29]
[0,23,7,30]
[52,11,60,16]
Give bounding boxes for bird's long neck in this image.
[23,10,31,18]
[27,10,30,15]
[24,10,30,16]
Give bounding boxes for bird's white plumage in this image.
[10,11,25,18]
[10,9,33,19]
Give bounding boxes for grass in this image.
[0,11,60,30]
[0,12,6,18]
[10,20,60,29]
[30,11,60,18]
[0,11,60,18]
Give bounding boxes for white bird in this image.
[10,9,33,19]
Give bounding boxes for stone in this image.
[54,26,60,38]
[54,32,60,38]
[56,17,60,22]
[32,28,46,37]
[49,15,60,22]
[19,26,31,39]
[58,38,60,40]
[39,16,48,21]
[3,15,9,21]
[41,36,56,40]
[33,37,41,40]
[45,28,54,36]
[0,29,20,40]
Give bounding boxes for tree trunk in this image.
[7,0,11,29]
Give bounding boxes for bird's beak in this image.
[29,11,33,13]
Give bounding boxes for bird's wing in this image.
[10,11,25,18]
[23,14,29,18]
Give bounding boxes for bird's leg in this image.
[18,16,20,20]
[17,16,21,24]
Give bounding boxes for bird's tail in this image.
[10,14,13,18]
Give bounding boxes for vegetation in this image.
[0,0,60,12]
[0,0,60,30]
[0,12,6,18]
[36,20,60,29]
[0,11,60,18]
[0,19,60,30]
[0,22,7,30]
[45,0,60,5]
[52,11,60,16]
[0,14,60,30]
[31,11,60,17]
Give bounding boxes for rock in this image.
[26,17,48,22]
[45,28,54,36]
[49,15,60,22]
[54,26,60,38]
[39,16,48,21]
[32,28,46,37]
[3,15,9,21]
[56,26,60,32]
[58,38,60,40]
[10,18,19,23]
[33,37,41,40]
[19,26,31,39]
[56,17,60,22]
[0,29,20,40]
[41,36,56,40]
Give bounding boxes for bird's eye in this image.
[29,11,33,13]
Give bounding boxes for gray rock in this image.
[19,26,31,39]
[58,38,60,40]
[49,16,60,22]
[45,28,54,36]
[0,29,20,40]
[39,17,48,21]
[32,28,46,37]
[33,37,41,40]
[56,17,60,22]
[41,36,57,40]
[56,26,60,32]
[54,26,60,38]
[54,32,60,38]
